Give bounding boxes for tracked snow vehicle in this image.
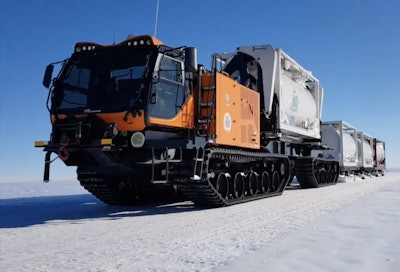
[35,35,338,207]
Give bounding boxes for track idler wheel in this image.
[271,171,280,192]
[260,171,270,194]
[215,173,229,199]
[247,172,259,196]
[233,172,245,198]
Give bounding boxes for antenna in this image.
[154,0,160,37]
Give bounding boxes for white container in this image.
[280,71,317,133]
[275,50,323,141]
[221,45,323,143]
[320,121,358,169]
[374,138,386,171]
[357,132,374,169]
[375,142,385,163]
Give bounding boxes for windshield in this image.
[51,48,154,113]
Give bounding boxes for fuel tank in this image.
[280,71,317,133]
[374,139,386,170]
[320,121,358,169]
[375,141,385,163]
[276,51,323,141]
[357,132,374,168]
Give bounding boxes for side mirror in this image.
[184,47,197,72]
[43,64,54,88]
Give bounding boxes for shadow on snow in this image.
[0,194,200,229]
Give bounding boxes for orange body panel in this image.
[50,95,195,133]
[51,110,147,132]
[98,111,146,131]
[148,95,195,128]
[215,73,260,149]
[148,36,163,45]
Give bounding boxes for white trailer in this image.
[317,121,358,179]
[373,138,386,175]
[220,45,323,146]
[357,132,375,177]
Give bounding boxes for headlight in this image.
[130,132,145,148]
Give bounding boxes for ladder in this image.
[197,62,216,139]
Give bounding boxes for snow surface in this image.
[1,173,399,272]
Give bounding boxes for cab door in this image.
[147,54,194,128]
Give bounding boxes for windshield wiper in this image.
[123,53,153,121]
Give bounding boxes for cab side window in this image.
[148,55,187,119]
[159,56,183,84]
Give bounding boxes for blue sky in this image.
[0,0,399,181]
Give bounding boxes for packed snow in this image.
[1,172,399,272]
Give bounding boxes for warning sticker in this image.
[224,113,232,133]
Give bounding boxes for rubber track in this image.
[295,157,338,189]
[176,147,289,207]
[77,170,134,206]
[178,181,283,207]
